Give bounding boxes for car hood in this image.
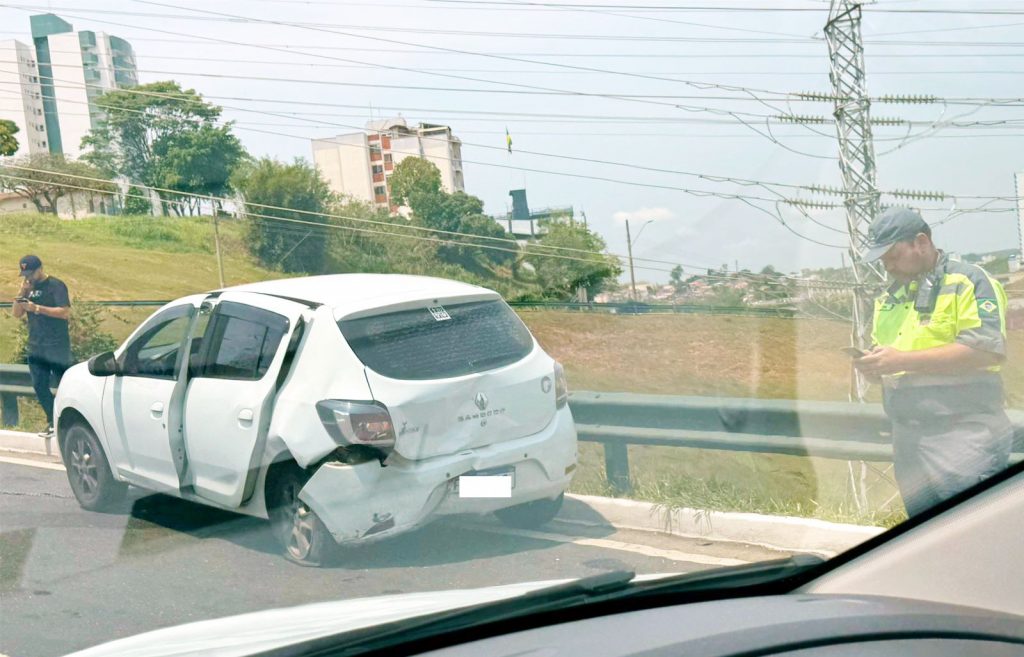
[66,579,576,657]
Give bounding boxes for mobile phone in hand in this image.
[840,346,867,359]
[14,296,29,303]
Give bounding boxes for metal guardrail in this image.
[0,300,170,309]
[0,299,801,317]
[570,391,1024,492]
[2,364,1020,493]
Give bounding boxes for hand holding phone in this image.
[840,346,867,359]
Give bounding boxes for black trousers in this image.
[27,351,71,426]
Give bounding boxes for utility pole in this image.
[625,219,638,301]
[825,0,885,402]
[212,212,226,288]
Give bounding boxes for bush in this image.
[9,302,119,364]
[123,191,153,216]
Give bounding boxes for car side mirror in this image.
[88,351,120,377]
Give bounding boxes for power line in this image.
[0,165,863,285]
[0,72,854,201]
[8,31,1024,58]
[2,161,872,286]
[4,74,1018,208]
[9,46,1024,75]
[10,94,1019,140]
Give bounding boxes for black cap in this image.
[19,255,42,276]
[863,207,930,262]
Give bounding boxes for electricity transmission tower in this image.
[824,0,885,401]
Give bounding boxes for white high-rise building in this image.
[312,117,465,212]
[26,13,137,159]
[0,40,49,157]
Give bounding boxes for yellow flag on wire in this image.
[505,127,513,153]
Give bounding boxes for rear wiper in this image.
[266,556,824,657]
[466,351,521,370]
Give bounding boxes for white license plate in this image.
[457,469,515,498]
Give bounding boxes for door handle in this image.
[150,402,164,418]
[237,409,254,424]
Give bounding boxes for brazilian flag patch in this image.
[978,298,998,314]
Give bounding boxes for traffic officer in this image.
[855,207,1010,517]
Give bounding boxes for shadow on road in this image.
[118,491,619,570]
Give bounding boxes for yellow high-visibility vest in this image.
[872,253,1007,375]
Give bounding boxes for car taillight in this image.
[316,400,396,449]
[554,361,569,409]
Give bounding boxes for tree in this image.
[0,153,114,214]
[82,81,245,213]
[388,156,442,210]
[526,220,622,299]
[231,157,335,273]
[0,119,19,156]
[150,124,246,215]
[669,265,684,287]
[388,158,516,268]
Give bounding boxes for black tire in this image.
[494,492,565,529]
[266,465,337,567]
[62,423,127,512]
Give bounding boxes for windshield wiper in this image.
[262,556,824,657]
[466,350,522,370]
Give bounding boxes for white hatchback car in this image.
[54,274,578,565]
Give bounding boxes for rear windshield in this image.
[338,299,535,380]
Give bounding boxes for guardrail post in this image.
[603,442,631,494]
[1,392,19,427]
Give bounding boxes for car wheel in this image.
[267,465,336,567]
[494,492,565,529]
[62,423,127,512]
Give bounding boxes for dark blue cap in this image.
[19,254,42,276]
[863,207,930,262]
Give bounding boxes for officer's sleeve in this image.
[53,280,70,308]
[955,269,1006,356]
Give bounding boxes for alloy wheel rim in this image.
[70,435,99,499]
[282,481,315,560]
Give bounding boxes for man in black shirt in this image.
[12,255,72,438]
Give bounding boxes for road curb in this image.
[0,429,884,556]
[564,493,885,557]
[0,429,58,457]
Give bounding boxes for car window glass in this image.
[339,300,534,380]
[202,313,285,380]
[121,313,192,379]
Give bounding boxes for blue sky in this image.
[2,0,1021,282]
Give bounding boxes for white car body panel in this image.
[263,305,374,469]
[301,406,577,542]
[364,345,558,462]
[181,292,306,507]
[65,580,571,657]
[64,574,676,657]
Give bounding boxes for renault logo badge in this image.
[474,393,489,411]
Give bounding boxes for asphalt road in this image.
[0,457,786,657]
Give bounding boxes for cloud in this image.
[612,206,676,223]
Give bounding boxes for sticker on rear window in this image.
[428,306,451,322]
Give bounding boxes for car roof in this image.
[222,274,496,311]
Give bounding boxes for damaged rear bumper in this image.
[298,407,577,544]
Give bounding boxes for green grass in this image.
[569,443,907,528]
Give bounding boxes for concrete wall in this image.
[0,40,49,157]
[0,190,113,218]
[312,134,374,204]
